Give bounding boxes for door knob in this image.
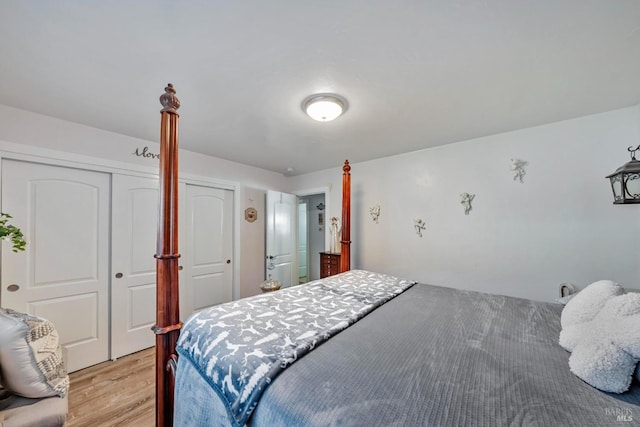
[7,284,19,292]
[115,272,123,279]
[266,255,275,270]
[178,265,184,271]
[226,259,231,264]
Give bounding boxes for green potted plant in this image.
[0,212,27,252]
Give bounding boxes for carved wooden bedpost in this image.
[340,160,351,272]
[153,83,182,427]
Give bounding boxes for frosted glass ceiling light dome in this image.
[302,94,348,122]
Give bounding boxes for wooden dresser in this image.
[320,252,341,278]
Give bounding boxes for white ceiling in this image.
[1,1,639,176]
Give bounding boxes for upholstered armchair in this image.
[0,309,69,426]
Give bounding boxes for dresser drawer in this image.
[320,252,341,278]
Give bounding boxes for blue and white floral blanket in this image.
[176,270,415,426]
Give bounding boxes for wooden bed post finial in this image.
[340,160,351,273]
[160,83,180,114]
[155,83,182,427]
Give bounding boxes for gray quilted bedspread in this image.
[249,283,640,426]
[175,280,640,426]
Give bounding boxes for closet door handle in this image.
[7,284,19,292]
[115,272,123,279]
[178,265,184,271]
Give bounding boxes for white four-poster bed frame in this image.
[153,85,351,426]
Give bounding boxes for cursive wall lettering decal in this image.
[133,146,160,160]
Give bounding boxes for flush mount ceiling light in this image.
[302,94,348,122]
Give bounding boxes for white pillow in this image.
[563,293,640,393]
[569,340,636,394]
[0,308,69,398]
[560,280,623,329]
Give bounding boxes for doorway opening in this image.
[297,193,326,284]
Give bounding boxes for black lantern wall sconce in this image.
[606,145,640,204]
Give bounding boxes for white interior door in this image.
[266,191,297,288]
[1,159,110,372]
[110,174,159,359]
[182,184,233,315]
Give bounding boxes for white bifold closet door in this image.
[110,174,160,359]
[1,159,110,372]
[111,177,234,358]
[2,159,234,371]
[181,184,233,315]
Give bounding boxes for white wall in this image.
[239,187,266,298]
[0,105,290,189]
[292,106,640,302]
[4,103,639,303]
[0,104,291,302]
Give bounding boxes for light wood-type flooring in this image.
[67,347,155,427]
